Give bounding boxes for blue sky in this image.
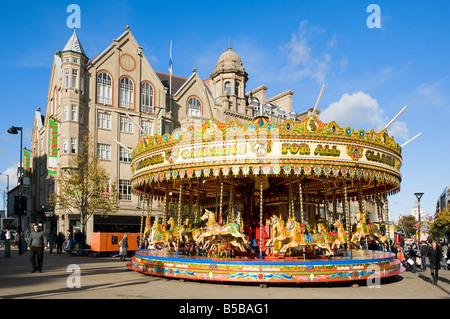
[0,0,449,220]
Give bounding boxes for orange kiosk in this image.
[90,233,139,255]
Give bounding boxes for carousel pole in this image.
[289,175,294,219]
[324,192,330,229]
[259,172,264,260]
[384,192,391,252]
[299,179,304,224]
[176,182,183,257]
[332,190,337,223]
[140,195,145,249]
[163,184,169,227]
[343,181,350,242]
[230,176,235,223]
[219,177,224,224]
[358,180,366,216]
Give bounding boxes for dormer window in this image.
[188,97,202,117]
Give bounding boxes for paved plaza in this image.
[0,246,448,300]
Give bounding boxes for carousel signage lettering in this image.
[365,150,396,167]
[281,143,311,155]
[181,144,247,160]
[314,144,340,157]
[136,153,164,170]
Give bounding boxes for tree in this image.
[395,215,417,238]
[430,208,450,241]
[50,134,119,233]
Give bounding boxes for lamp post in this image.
[414,192,424,242]
[0,173,9,216]
[8,126,24,255]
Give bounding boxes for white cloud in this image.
[0,166,18,190]
[320,91,386,130]
[388,121,409,140]
[415,79,447,108]
[279,20,332,84]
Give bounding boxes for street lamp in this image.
[7,126,24,244]
[414,192,424,242]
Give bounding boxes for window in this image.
[188,97,202,117]
[70,138,77,154]
[63,138,68,154]
[72,58,78,64]
[64,105,69,121]
[235,81,240,96]
[119,180,132,201]
[72,70,78,89]
[120,115,133,133]
[80,74,85,95]
[164,123,171,135]
[53,88,58,115]
[97,144,111,160]
[65,70,70,88]
[141,82,154,113]
[97,72,112,105]
[141,119,153,136]
[120,77,134,109]
[119,146,131,162]
[97,111,111,129]
[225,82,231,96]
[71,105,77,121]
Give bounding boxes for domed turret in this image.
[214,47,244,72]
[210,41,248,116]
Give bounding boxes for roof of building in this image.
[62,29,87,57]
[155,71,188,95]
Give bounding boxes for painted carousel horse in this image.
[330,220,348,249]
[279,217,334,256]
[197,209,249,251]
[350,211,385,246]
[266,215,292,252]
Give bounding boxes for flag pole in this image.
[169,40,173,113]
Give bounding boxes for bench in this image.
[65,249,92,256]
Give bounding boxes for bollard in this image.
[4,240,11,258]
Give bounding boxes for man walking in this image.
[420,241,429,271]
[27,224,48,273]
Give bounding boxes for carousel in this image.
[127,108,405,284]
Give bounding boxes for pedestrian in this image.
[27,224,48,273]
[420,241,429,271]
[0,230,5,248]
[55,232,65,254]
[119,234,128,261]
[427,240,443,285]
[47,231,54,254]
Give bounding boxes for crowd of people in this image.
[394,239,449,285]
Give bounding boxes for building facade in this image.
[436,186,450,214]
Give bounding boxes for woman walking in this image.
[119,234,128,261]
[427,241,443,285]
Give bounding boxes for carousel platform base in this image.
[127,249,404,284]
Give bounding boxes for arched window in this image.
[97,72,112,105]
[141,82,154,113]
[188,97,202,117]
[120,77,134,109]
[225,82,231,96]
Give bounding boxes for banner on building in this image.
[48,118,58,177]
[23,148,31,191]
[156,109,163,136]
